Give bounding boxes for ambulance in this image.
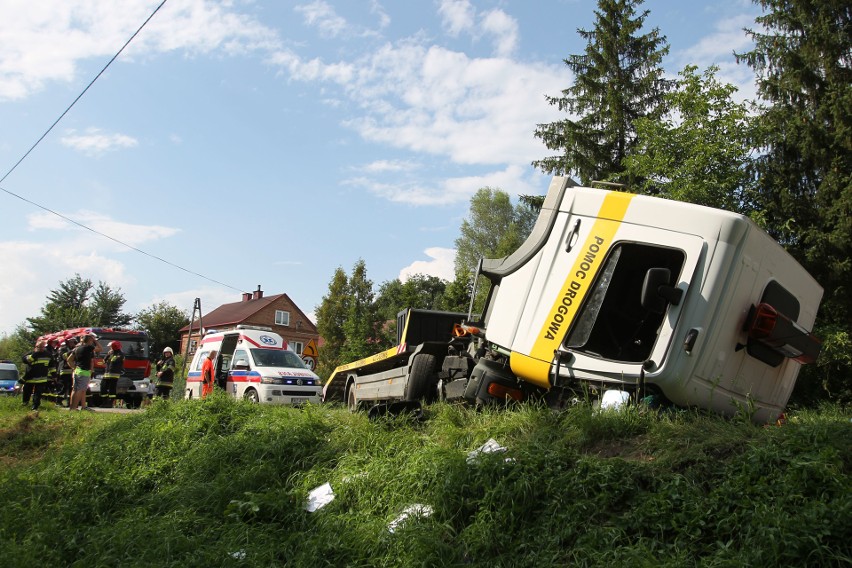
[185,325,322,404]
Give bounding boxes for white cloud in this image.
[0,211,182,334]
[439,0,476,37]
[295,1,349,38]
[60,128,138,156]
[399,247,456,282]
[674,13,759,102]
[273,41,565,168]
[359,159,419,173]
[438,0,518,57]
[481,9,519,57]
[26,210,179,247]
[370,0,391,29]
[0,239,130,334]
[0,0,280,101]
[345,164,546,206]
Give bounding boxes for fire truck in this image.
[39,327,154,408]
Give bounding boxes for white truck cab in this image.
[185,325,322,404]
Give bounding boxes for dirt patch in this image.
[584,436,655,462]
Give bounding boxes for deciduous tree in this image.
[135,302,189,358]
[27,274,131,334]
[623,65,755,212]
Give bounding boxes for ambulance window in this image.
[565,242,685,363]
[194,352,209,371]
[232,350,250,369]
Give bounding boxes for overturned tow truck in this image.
[324,177,822,424]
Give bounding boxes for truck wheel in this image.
[435,378,446,402]
[404,354,437,402]
[244,388,260,404]
[346,381,359,413]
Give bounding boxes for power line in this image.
[1,0,167,187]
[0,183,242,292]
[0,0,243,294]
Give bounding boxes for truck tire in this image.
[346,379,359,413]
[404,354,437,402]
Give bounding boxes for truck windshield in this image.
[250,349,307,369]
[96,333,149,358]
[565,242,685,363]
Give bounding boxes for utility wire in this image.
[0,183,241,292]
[1,0,167,187]
[0,0,243,294]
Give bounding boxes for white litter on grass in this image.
[229,550,246,560]
[466,438,508,464]
[600,390,631,410]
[305,482,335,512]
[388,504,434,533]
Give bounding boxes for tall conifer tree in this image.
[737,0,852,321]
[533,0,671,185]
[737,0,852,403]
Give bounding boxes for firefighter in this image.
[155,346,176,400]
[56,337,78,406]
[102,341,124,408]
[45,338,61,403]
[68,333,100,411]
[21,340,54,411]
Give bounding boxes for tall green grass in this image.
[0,396,849,567]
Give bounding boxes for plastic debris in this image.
[600,389,630,410]
[305,482,335,513]
[230,550,246,560]
[388,504,434,533]
[466,438,508,464]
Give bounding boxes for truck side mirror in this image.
[641,268,683,314]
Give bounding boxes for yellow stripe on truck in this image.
[510,191,635,388]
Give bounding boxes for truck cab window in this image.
[565,242,685,363]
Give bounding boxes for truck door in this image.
[498,208,705,387]
[555,225,704,384]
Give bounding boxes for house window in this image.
[275,310,290,326]
[290,341,303,355]
[189,339,198,354]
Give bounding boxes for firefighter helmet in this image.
[109,340,122,351]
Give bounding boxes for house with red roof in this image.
[179,286,319,360]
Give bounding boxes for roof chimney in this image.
[241,292,251,302]
[252,285,263,300]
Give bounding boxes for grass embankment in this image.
[0,395,849,567]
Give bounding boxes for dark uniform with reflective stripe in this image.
[155,356,175,399]
[22,348,54,410]
[102,349,124,406]
[57,344,75,403]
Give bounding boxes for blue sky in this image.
[0,0,761,335]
